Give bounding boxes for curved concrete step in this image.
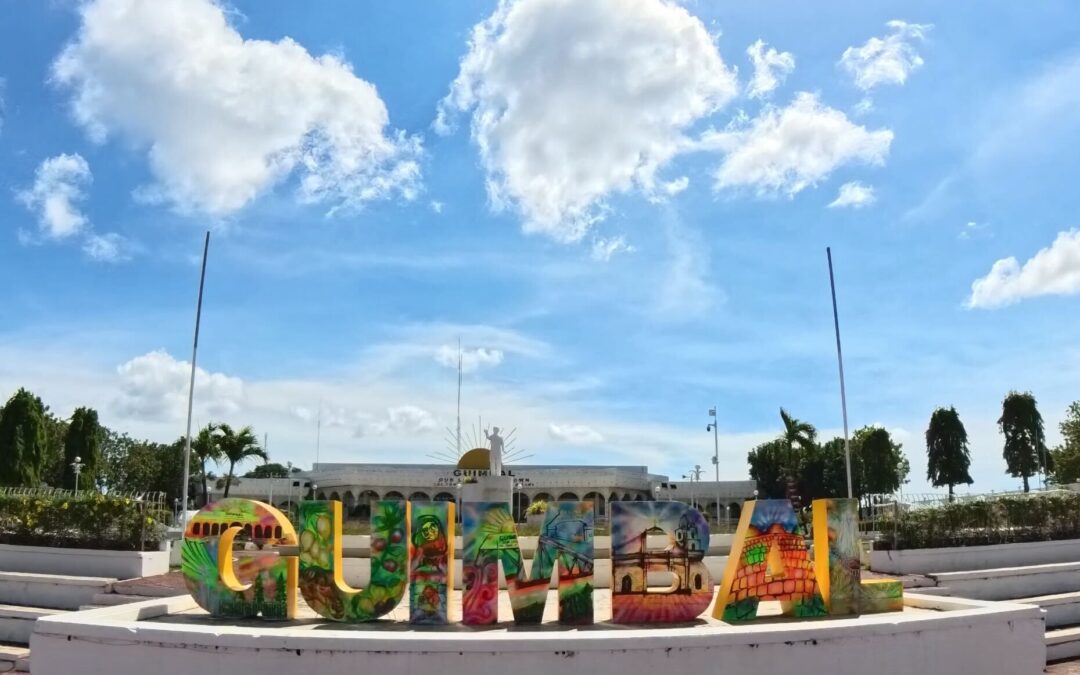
[929,562,1080,601]
[0,572,115,611]
[1017,591,1080,629]
[0,643,30,672]
[0,604,66,644]
[1047,625,1080,662]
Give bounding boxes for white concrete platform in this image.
[0,643,30,672]
[0,572,114,611]
[0,604,64,644]
[870,539,1080,576]
[929,562,1080,601]
[0,543,169,579]
[1047,626,1080,662]
[1020,591,1080,629]
[29,592,1047,675]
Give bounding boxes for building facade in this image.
[209,462,757,522]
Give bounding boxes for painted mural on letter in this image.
[511,501,595,624]
[181,498,297,619]
[714,499,827,622]
[610,501,712,624]
[812,498,861,615]
[297,500,407,622]
[860,578,904,614]
[461,501,521,625]
[408,501,455,624]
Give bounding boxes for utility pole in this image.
[708,408,721,523]
[180,231,210,531]
[827,248,854,499]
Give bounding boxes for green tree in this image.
[1050,401,1080,485]
[778,408,816,504]
[747,438,787,498]
[215,424,266,498]
[62,407,103,491]
[244,462,291,478]
[40,410,69,487]
[925,406,973,500]
[999,391,1049,492]
[853,426,908,499]
[100,431,186,503]
[191,425,223,506]
[0,388,49,486]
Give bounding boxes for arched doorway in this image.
[384,491,405,501]
[533,492,554,504]
[512,492,530,522]
[408,491,431,502]
[558,492,579,502]
[582,492,606,518]
[356,490,379,519]
[621,575,632,593]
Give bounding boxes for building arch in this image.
[557,491,579,502]
[408,491,431,502]
[623,493,633,502]
[316,491,327,500]
[329,491,341,501]
[728,502,742,519]
[532,492,554,504]
[433,492,455,502]
[384,490,406,501]
[582,491,606,517]
[512,492,530,522]
[634,494,644,501]
[342,490,355,506]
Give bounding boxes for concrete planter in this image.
[0,543,169,580]
[870,538,1080,575]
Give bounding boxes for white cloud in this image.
[52,0,420,216]
[82,232,132,262]
[853,98,874,116]
[362,405,437,437]
[113,350,244,421]
[967,230,1080,309]
[17,153,92,238]
[745,39,795,99]
[828,181,876,209]
[590,236,635,262]
[548,423,604,445]
[653,211,719,319]
[707,92,893,196]
[840,20,931,91]
[958,221,990,240]
[430,200,444,214]
[434,345,505,373]
[437,0,737,242]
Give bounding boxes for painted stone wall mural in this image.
[297,500,408,622]
[408,501,455,624]
[511,501,595,625]
[181,498,297,619]
[713,499,827,622]
[812,498,861,615]
[610,501,712,624]
[461,501,596,625]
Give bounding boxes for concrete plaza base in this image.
[31,592,1046,675]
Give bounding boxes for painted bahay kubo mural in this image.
[183,494,903,627]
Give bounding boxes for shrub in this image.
[525,499,547,516]
[0,492,167,551]
[875,492,1080,550]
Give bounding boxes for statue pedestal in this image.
[462,475,512,504]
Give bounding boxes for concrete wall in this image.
[30,594,1047,675]
[870,538,1080,575]
[0,572,112,610]
[0,543,169,579]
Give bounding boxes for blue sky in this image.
[2,0,1079,494]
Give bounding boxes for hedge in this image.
[875,492,1080,550]
[0,492,168,551]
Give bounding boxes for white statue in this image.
[485,426,504,477]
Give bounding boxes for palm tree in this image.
[191,425,222,507]
[779,408,817,505]
[215,424,267,499]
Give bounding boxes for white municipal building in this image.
[210,462,757,522]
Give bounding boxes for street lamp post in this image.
[707,408,721,524]
[456,482,463,523]
[513,481,523,521]
[71,456,84,496]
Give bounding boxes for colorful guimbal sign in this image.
[182,496,902,626]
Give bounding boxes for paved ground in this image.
[1048,660,1080,673]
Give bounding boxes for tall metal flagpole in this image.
[827,247,854,499]
[180,231,211,531]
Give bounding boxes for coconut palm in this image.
[191,425,222,506]
[215,424,267,498]
[779,408,817,505]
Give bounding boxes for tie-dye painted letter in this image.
[408,501,455,624]
[812,498,861,615]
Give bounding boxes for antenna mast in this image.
[456,338,463,459]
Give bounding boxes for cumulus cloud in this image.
[590,236,635,262]
[113,350,244,421]
[52,0,420,216]
[17,153,92,238]
[548,423,604,444]
[967,230,1080,309]
[434,345,505,373]
[746,39,795,99]
[83,232,132,262]
[840,20,931,91]
[361,405,437,437]
[706,92,893,196]
[437,0,737,242]
[828,181,876,209]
